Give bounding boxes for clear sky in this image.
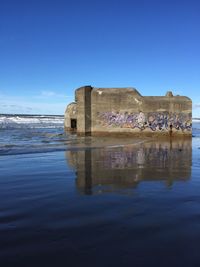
[0,0,200,116]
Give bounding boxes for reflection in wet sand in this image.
[66,138,192,194]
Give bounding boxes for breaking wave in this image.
[0,114,64,129]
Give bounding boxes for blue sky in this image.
[0,0,200,116]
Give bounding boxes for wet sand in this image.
[1,134,199,267]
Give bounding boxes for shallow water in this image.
[1,116,200,266]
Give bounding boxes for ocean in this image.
[1,114,200,266]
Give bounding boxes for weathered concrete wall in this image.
[91,88,142,133]
[64,102,77,130]
[75,86,92,135]
[91,88,192,136]
[65,86,192,136]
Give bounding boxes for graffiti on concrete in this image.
[98,111,192,131]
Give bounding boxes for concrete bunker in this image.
[64,102,77,131]
[65,86,192,137]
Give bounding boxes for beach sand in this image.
[1,132,200,266]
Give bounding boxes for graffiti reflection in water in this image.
[66,139,192,195]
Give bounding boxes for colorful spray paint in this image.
[98,111,192,132]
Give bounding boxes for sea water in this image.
[1,114,200,267]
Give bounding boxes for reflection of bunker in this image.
[66,139,192,195]
[65,86,192,136]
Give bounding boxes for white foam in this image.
[0,115,64,128]
[192,119,200,122]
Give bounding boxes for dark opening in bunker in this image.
[71,119,77,129]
